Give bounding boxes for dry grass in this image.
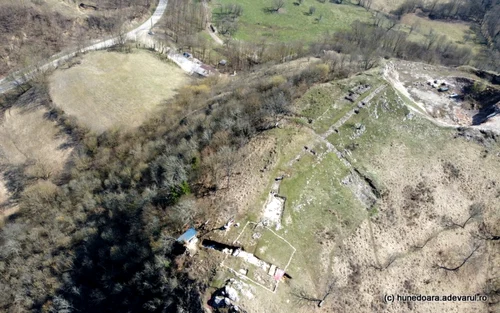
[400,13,475,47]
[371,0,449,12]
[0,0,81,17]
[41,0,83,17]
[329,132,499,312]
[203,68,500,312]
[0,178,7,205]
[323,85,500,312]
[49,49,190,133]
[0,106,71,178]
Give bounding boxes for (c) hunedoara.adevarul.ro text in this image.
[384,294,488,303]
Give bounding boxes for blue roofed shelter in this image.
[177,228,198,245]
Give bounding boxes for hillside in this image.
[0,0,153,77]
[1,48,499,311]
[0,1,499,313]
[191,62,500,313]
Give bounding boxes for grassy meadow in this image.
[211,0,373,42]
[49,49,190,133]
[399,13,479,51]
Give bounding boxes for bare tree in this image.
[318,280,337,307]
[434,244,481,271]
[217,145,238,189]
[292,288,322,307]
[273,0,285,12]
[409,20,421,34]
[374,12,384,27]
[114,18,129,51]
[359,0,373,10]
[385,16,397,31]
[425,29,439,50]
[441,202,483,229]
[292,277,338,307]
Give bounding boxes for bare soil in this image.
[384,59,500,133]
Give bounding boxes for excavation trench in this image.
[202,239,241,251]
[202,239,292,279]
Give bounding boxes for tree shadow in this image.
[52,192,204,313]
[262,7,278,14]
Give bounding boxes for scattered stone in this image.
[225,286,239,302]
[239,268,248,275]
[345,93,359,102]
[213,296,225,307]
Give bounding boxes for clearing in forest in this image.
[49,49,190,133]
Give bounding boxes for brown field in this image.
[0,106,71,178]
[371,0,449,12]
[400,13,475,48]
[49,50,190,133]
[0,99,71,223]
[329,121,500,312]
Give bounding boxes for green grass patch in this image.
[254,228,294,269]
[327,87,454,166]
[211,0,372,42]
[295,74,385,134]
[278,149,365,282]
[296,83,342,118]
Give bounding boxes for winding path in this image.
[0,0,169,94]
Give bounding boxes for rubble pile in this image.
[210,279,255,312]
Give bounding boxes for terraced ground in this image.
[203,67,500,313]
